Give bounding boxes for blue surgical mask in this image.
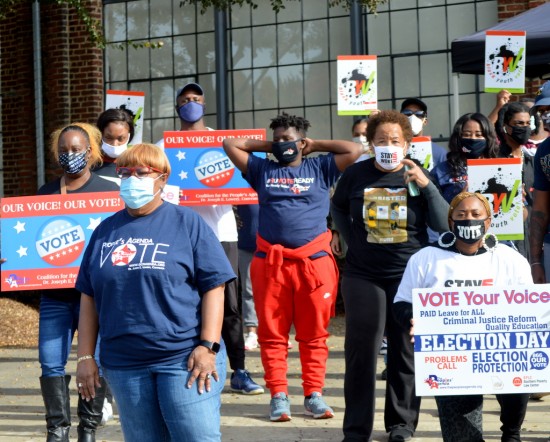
[177,101,205,123]
[58,151,88,175]
[271,140,301,165]
[120,176,162,209]
[460,138,487,158]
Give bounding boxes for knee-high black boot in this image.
[77,377,107,442]
[40,375,71,442]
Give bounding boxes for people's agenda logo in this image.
[36,217,85,266]
[194,150,235,188]
[111,244,137,266]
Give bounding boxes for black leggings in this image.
[342,276,420,441]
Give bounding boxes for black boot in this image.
[40,375,71,442]
[77,377,107,442]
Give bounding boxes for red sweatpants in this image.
[250,254,338,397]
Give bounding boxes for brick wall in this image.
[498,0,549,96]
[0,0,103,196]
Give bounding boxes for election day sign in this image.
[409,136,434,171]
[164,129,265,205]
[467,158,523,240]
[1,192,123,291]
[105,90,145,144]
[484,30,526,93]
[337,55,377,116]
[413,284,550,396]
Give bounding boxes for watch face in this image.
[200,340,220,353]
[211,342,221,353]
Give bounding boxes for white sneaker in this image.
[244,332,259,350]
[101,399,114,426]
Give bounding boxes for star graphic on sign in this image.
[176,151,187,161]
[16,246,28,258]
[179,171,188,180]
[13,221,26,234]
[87,217,102,231]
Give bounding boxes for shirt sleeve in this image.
[533,140,550,191]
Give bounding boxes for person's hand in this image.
[76,359,101,402]
[531,263,546,284]
[409,318,415,344]
[187,345,218,394]
[401,158,429,188]
[330,231,342,256]
[300,137,314,156]
[496,90,511,108]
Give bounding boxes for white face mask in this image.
[101,136,130,159]
[352,135,369,152]
[408,115,424,136]
[374,145,405,170]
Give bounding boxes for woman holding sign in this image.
[393,192,532,442]
[331,110,449,442]
[37,122,118,442]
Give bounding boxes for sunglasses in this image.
[116,166,164,180]
[401,110,426,118]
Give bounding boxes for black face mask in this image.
[271,140,301,165]
[507,125,531,145]
[460,138,487,158]
[452,219,487,244]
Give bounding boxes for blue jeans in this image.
[103,348,227,442]
[38,295,101,377]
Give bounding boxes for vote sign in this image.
[164,129,265,205]
[1,192,124,291]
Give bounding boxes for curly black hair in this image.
[269,112,311,137]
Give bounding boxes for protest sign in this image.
[413,284,550,395]
[1,192,123,291]
[163,129,265,205]
[484,30,526,93]
[337,55,377,116]
[467,158,523,240]
[409,136,434,171]
[105,90,145,144]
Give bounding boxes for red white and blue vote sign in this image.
[164,129,265,205]
[1,192,124,291]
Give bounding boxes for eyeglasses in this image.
[401,110,426,118]
[116,166,164,180]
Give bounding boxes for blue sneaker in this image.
[270,392,291,422]
[304,392,334,419]
[230,369,264,395]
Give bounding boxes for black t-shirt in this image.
[332,158,438,281]
[92,160,120,186]
[38,172,119,301]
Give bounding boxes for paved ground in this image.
[1,316,549,441]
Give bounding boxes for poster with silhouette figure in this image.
[337,55,377,115]
[484,30,526,93]
[467,158,523,240]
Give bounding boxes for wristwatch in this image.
[199,340,220,354]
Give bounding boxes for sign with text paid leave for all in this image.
[485,30,526,93]
[164,129,265,205]
[105,90,145,144]
[409,136,434,171]
[413,285,550,396]
[1,192,124,291]
[467,158,523,240]
[337,55,377,116]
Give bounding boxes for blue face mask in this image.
[120,176,162,209]
[271,140,301,165]
[460,138,487,158]
[58,151,88,175]
[177,101,205,123]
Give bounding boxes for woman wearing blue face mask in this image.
[94,108,135,186]
[37,123,119,442]
[431,113,499,203]
[75,143,234,442]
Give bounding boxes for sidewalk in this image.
[1,316,549,441]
